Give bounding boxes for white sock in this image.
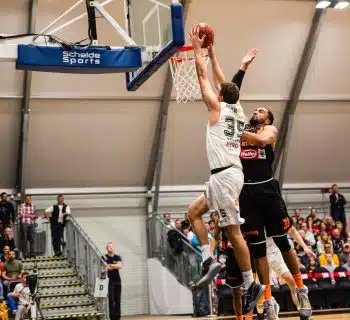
[242,270,254,289]
[200,244,211,261]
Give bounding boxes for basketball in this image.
[196,23,214,48]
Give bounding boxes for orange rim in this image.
[169,56,194,63]
[169,45,207,62]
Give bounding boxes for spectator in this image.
[0,192,15,230]
[325,217,335,235]
[319,244,340,267]
[208,220,215,235]
[44,194,71,257]
[2,251,23,294]
[3,228,20,260]
[340,243,350,265]
[307,208,319,223]
[319,222,327,235]
[343,255,350,272]
[317,231,333,255]
[103,242,122,320]
[7,272,30,319]
[307,216,320,235]
[182,224,194,242]
[323,254,337,285]
[330,184,347,226]
[174,219,182,231]
[0,192,16,229]
[323,254,338,273]
[335,221,348,242]
[332,229,345,255]
[306,256,319,273]
[18,195,38,258]
[163,213,175,227]
[300,222,316,246]
[292,209,302,225]
[0,246,10,263]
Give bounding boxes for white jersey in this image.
[206,102,247,170]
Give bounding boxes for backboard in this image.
[124,0,185,91]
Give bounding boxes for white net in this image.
[169,47,209,104]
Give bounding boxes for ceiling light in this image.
[316,0,331,8]
[335,0,350,9]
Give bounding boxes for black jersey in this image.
[240,124,274,183]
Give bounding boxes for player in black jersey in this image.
[239,110,312,319]
[236,112,312,320]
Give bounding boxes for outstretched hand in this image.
[241,48,258,66]
[304,246,317,260]
[190,26,206,50]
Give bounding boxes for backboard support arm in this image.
[87,1,99,45]
[91,1,137,46]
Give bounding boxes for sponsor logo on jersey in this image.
[240,148,266,160]
[240,149,258,159]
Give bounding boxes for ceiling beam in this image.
[16,0,37,201]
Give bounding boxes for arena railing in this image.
[148,214,202,287]
[12,217,109,319]
[65,216,109,318]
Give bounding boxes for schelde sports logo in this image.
[240,149,258,159]
[62,51,101,65]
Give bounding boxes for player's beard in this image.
[249,117,259,126]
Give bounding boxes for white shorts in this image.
[205,166,244,227]
[267,248,290,277]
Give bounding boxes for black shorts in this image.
[239,179,292,244]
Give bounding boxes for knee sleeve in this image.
[272,234,291,253]
[250,241,267,259]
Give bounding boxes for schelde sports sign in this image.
[16,45,142,74]
[62,51,101,65]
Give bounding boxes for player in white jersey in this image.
[187,26,264,313]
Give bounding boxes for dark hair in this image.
[0,192,6,197]
[57,194,64,199]
[331,184,338,188]
[219,82,239,104]
[267,109,274,125]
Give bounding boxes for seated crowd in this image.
[0,191,71,320]
[164,206,350,287]
[290,208,350,284]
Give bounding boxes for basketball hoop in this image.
[169,46,209,104]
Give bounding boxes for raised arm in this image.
[209,47,258,94]
[242,125,278,146]
[231,48,257,88]
[208,45,225,93]
[288,226,316,260]
[190,26,220,112]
